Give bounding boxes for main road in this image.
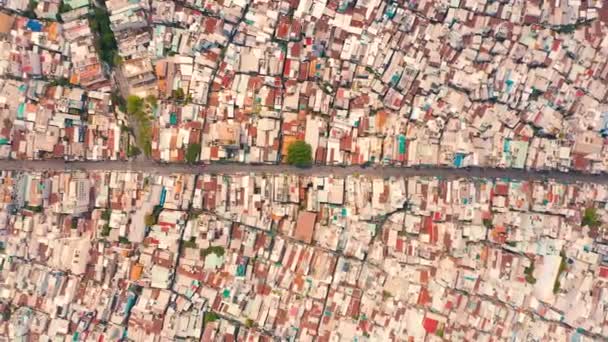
[1,159,608,184]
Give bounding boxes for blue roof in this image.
[160,187,167,206]
[454,153,464,167]
[26,20,43,32]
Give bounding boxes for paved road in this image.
[1,160,608,184]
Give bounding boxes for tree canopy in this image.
[146,95,158,109]
[126,95,152,157]
[185,144,201,164]
[144,213,156,227]
[582,207,601,228]
[201,246,225,258]
[59,3,71,13]
[127,145,141,157]
[286,140,312,167]
[172,88,185,101]
[126,95,144,115]
[182,237,197,249]
[90,7,119,66]
[203,312,219,325]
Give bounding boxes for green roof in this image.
[64,0,89,9]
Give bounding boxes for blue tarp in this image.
[26,20,43,32]
[454,153,464,167]
[17,103,24,119]
[503,139,511,153]
[160,187,167,206]
[124,294,136,315]
[236,264,245,276]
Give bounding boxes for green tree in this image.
[91,7,118,66]
[172,88,185,101]
[89,18,98,30]
[553,250,568,293]
[201,246,225,258]
[144,213,156,227]
[26,205,43,212]
[553,279,561,293]
[113,54,124,66]
[286,140,313,167]
[127,145,141,157]
[101,224,111,236]
[127,95,144,115]
[111,92,127,113]
[101,32,115,46]
[23,0,38,18]
[126,95,153,157]
[142,139,152,157]
[182,237,197,249]
[582,207,601,228]
[145,95,158,109]
[524,260,536,284]
[203,312,219,325]
[101,210,111,220]
[556,24,576,33]
[59,3,72,13]
[49,78,70,87]
[185,144,200,164]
